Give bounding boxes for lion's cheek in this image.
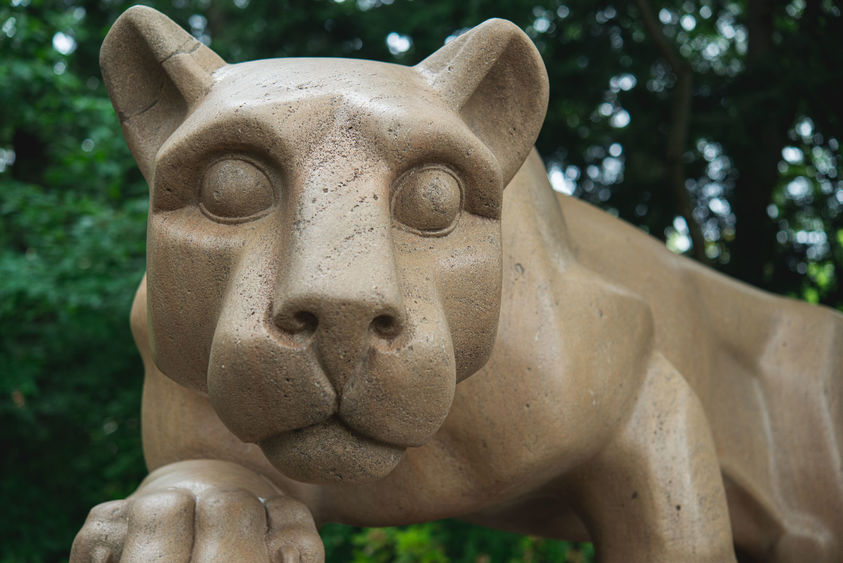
[437,231,503,382]
[203,268,339,444]
[146,211,245,391]
[339,333,457,447]
[206,330,337,444]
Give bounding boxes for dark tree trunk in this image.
[725,0,797,288]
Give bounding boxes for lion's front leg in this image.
[567,353,735,563]
[71,459,324,562]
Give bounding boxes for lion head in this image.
[102,6,547,483]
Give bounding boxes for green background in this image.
[2,0,841,560]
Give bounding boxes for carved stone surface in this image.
[72,6,843,562]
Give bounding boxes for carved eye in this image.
[391,165,462,235]
[200,158,274,222]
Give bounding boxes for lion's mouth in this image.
[257,416,406,484]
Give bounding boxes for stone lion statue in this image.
[72,6,842,562]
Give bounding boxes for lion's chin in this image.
[258,418,405,484]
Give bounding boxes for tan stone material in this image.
[73,6,843,561]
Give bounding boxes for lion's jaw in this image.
[204,274,461,483]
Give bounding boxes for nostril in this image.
[274,306,318,335]
[371,313,400,338]
[292,311,318,334]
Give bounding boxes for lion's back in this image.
[551,178,843,557]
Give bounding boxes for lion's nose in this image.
[272,296,404,341]
[269,167,405,385]
[269,211,406,358]
[272,293,405,392]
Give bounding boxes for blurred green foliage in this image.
[1,0,841,561]
[321,522,593,562]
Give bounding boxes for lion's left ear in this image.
[415,19,549,185]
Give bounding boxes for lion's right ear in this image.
[100,6,225,181]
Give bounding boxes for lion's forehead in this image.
[207,58,446,123]
[155,56,500,200]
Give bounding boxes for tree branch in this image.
[634,0,707,262]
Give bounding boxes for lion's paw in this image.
[71,488,323,562]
